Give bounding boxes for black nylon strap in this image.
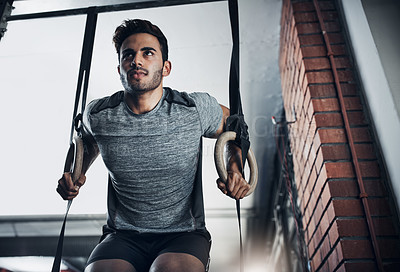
[69,7,97,143]
[227,1,250,272]
[52,8,97,272]
[51,200,72,272]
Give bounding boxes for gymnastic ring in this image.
[63,135,84,183]
[214,131,258,196]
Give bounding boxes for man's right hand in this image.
[56,172,86,200]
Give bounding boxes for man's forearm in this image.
[81,142,99,174]
[226,142,243,173]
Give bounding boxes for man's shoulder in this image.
[87,91,124,115]
[164,87,215,108]
[164,87,196,107]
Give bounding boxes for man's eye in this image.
[123,54,133,61]
[144,51,154,56]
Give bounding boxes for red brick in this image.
[318,259,329,272]
[297,22,322,35]
[325,162,354,178]
[338,70,354,82]
[304,88,312,111]
[355,143,375,159]
[320,145,350,161]
[327,32,345,44]
[306,190,318,217]
[307,96,316,120]
[314,112,343,127]
[312,98,339,112]
[301,45,327,57]
[327,246,342,271]
[313,199,324,222]
[314,226,323,249]
[328,179,358,197]
[320,235,331,260]
[351,127,372,142]
[309,84,336,98]
[364,179,386,197]
[307,71,334,84]
[332,199,363,216]
[318,1,336,10]
[299,34,324,45]
[320,210,331,237]
[334,57,351,69]
[359,161,380,178]
[294,12,318,23]
[325,21,341,32]
[326,200,336,222]
[308,210,317,236]
[379,239,400,259]
[348,111,367,126]
[293,2,315,12]
[336,218,369,237]
[373,217,397,236]
[331,44,347,56]
[315,147,325,173]
[311,250,322,272]
[383,262,400,272]
[299,58,306,83]
[328,179,386,198]
[340,239,374,259]
[323,11,339,21]
[343,262,378,272]
[318,128,347,143]
[340,83,358,96]
[328,220,340,245]
[368,198,391,216]
[308,234,316,257]
[302,70,310,90]
[343,96,362,110]
[321,181,332,207]
[296,89,306,114]
[304,57,330,70]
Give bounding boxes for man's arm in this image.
[56,139,99,200]
[214,105,250,200]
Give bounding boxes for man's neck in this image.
[124,86,164,114]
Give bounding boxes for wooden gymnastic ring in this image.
[214,131,258,196]
[63,136,84,183]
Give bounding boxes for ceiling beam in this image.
[7,0,225,21]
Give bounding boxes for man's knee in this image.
[85,259,136,272]
[150,253,205,272]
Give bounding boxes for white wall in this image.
[340,0,400,210]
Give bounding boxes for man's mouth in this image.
[128,68,148,79]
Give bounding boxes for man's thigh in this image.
[85,232,152,272]
[150,253,204,272]
[154,230,212,271]
[85,229,211,272]
[85,259,136,272]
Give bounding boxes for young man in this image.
[57,19,250,272]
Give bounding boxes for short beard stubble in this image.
[121,67,164,95]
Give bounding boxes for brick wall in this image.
[279,0,400,271]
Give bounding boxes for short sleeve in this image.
[81,100,98,145]
[188,92,223,138]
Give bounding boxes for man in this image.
[57,19,250,272]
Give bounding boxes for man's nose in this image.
[131,55,143,67]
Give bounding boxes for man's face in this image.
[118,33,169,94]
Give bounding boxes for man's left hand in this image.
[216,171,250,200]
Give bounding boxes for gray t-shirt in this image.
[82,87,222,233]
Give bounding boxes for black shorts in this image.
[86,226,212,272]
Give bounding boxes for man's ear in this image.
[117,65,121,75]
[162,61,172,77]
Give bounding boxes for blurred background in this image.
[0,0,282,271]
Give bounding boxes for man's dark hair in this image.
[113,19,168,63]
